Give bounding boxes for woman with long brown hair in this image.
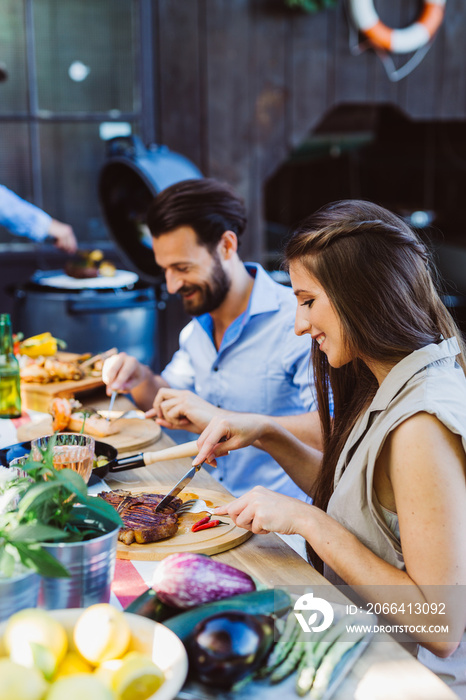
[194,200,466,694]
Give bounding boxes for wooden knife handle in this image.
[142,440,199,464]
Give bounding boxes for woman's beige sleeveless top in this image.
[324,338,466,697]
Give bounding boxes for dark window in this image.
[0,0,149,246]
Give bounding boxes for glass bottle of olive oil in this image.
[0,313,22,418]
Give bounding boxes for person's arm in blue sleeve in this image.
[160,347,196,391]
[0,185,77,253]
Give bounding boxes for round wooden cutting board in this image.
[110,486,253,561]
[17,417,162,452]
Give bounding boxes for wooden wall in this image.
[150,0,466,261]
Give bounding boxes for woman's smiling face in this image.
[290,261,353,369]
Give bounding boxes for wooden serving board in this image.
[113,486,252,561]
[20,352,104,412]
[17,416,162,453]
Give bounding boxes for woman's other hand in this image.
[214,485,311,536]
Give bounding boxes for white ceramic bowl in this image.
[0,608,188,700]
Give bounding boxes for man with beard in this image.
[103,178,319,502]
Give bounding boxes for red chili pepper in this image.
[191,515,211,532]
[192,519,223,532]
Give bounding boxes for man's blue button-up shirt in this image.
[162,263,316,500]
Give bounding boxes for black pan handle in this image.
[110,453,146,472]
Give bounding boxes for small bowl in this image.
[0,608,188,700]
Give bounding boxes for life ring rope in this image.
[350,0,446,54]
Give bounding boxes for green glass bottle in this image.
[0,313,22,418]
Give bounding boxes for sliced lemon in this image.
[0,658,48,700]
[111,652,165,700]
[45,674,114,700]
[4,609,67,680]
[73,604,131,666]
[94,658,123,688]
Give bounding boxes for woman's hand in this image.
[214,485,313,536]
[193,413,268,466]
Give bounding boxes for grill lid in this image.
[98,136,202,284]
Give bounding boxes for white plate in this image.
[31,269,139,289]
[0,608,188,700]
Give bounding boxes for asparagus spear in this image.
[295,613,362,696]
[259,611,301,677]
[309,630,368,700]
[270,627,308,683]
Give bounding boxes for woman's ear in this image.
[219,230,238,260]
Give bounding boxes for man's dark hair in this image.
[146,178,247,251]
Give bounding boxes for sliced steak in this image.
[98,490,182,544]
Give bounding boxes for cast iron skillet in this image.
[0,440,118,480]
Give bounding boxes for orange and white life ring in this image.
[350,0,446,54]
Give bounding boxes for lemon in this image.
[4,609,68,680]
[111,651,165,700]
[0,658,48,700]
[94,658,123,688]
[73,604,131,666]
[45,674,114,700]
[54,652,93,679]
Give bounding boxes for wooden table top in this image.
[87,393,458,700]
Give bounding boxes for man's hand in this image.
[48,219,78,253]
[102,352,150,395]
[146,388,220,433]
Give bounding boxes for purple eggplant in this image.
[188,611,275,687]
[151,553,256,609]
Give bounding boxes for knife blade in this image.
[155,461,205,512]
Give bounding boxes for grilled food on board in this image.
[49,397,120,438]
[98,491,183,544]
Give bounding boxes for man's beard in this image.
[179,253,231,316]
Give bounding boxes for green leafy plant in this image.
[285,0,338,13]
[0,438,122,578]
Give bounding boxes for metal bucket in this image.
[39,507,119,610]
[0,569,40,622]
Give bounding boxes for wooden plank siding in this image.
[288,9,330,144]
[151,0,466,264]
[437,0,466,119]
[155,0,204,169]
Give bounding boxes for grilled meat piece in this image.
[120,513,178,544]
[98,491,182,544]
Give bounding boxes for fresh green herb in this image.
[0,436,122,578]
